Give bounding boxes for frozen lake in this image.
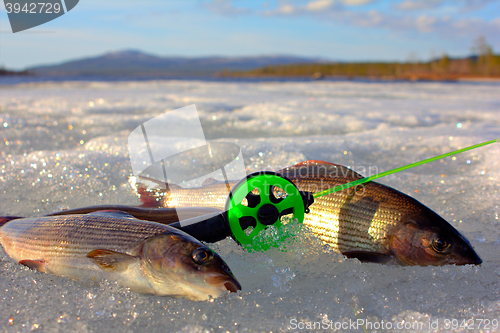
[0,79,499,332]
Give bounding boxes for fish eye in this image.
[431,236,451,253]
[192,248,214,264]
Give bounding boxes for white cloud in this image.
[397,0,444,10]
[279,4,295,14]
[263,5,293,15]
[205,0,500,49]
[416,15,438,32]
[396,0,496,12]
[306,0,373,10]
[306,0,334,11]
[341,0,373,5]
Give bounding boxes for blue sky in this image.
[1,0,499,69]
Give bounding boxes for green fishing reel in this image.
[225,171,313,251]
[168,171,313,251]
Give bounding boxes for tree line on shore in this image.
[225,37,500,81]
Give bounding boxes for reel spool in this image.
[225,171,310,251]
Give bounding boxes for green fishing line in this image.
[313,138,499,199]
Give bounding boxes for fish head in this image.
[140,232,241,301]
[390,209,482,266]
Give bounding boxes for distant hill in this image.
[27,50,325,77]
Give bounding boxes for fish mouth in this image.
[472,252,483,265]
[466,244,482,265]
[453,246,482,265]
[470,256,482,265]
[450,231,483,266]
[224,280,241,293]
[207,275,242,293]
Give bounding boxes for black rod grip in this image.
[170,212,231,243]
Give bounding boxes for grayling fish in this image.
[129,160,482,266]
[0,211,241,301]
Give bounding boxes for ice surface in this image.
[0,80,499,332]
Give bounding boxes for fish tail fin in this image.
[128,175,181,208]
[0,216,23,227]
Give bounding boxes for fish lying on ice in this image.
[129,160,482,266]
[0,211,241,301]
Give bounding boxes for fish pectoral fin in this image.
[87,249,138,272]
[19,259,47,272]
[342,251,393,264]
[87,210,136,219]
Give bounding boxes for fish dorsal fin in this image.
[202,178,219,186]
[87,210,136,219]
[279,160,364,180]
[87,249,138,272]
[128,176,182,208]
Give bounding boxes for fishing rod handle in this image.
[170,212,231,243]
